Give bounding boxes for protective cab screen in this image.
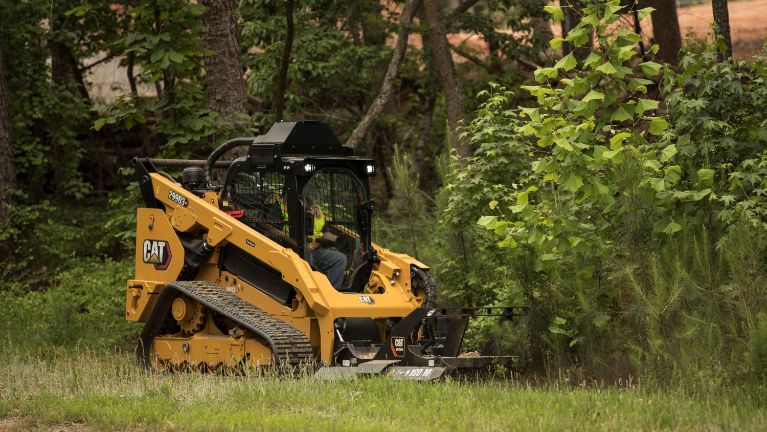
[303,168,367,288]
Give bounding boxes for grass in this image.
[0,346,765,431]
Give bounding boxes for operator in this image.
[307,203,347,290]
[266,187,289,233]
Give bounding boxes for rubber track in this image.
[139,281,314,367]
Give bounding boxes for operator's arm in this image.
[314,232,338,248]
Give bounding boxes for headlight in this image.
[365,164,375,175]
[304,163,315,173]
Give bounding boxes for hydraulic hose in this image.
[204,138,256,187]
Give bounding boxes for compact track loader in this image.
[128,121,515,379]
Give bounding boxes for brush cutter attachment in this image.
[316,307,522,380]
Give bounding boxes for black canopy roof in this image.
[252,121,354,157]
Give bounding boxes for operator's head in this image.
[310,202,323,218]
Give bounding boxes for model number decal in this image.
[142,239,171,270]
[358,295,375,304]
[168,190,188,207]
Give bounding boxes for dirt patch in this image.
[674,0,767,59]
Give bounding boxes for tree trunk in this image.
[561,0,592,61]
[712,0,733,58]
[127,51,138,95]
[346,0,420,149]
[273,0,294,122]
[646,0,682,64]
[422,0,469,159]
[0,48,16,223]
[199,0,249,146]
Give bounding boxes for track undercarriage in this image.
[140,281,313,374]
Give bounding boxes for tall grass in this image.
[0,346,765,431]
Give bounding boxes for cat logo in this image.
[358,295,375,304]
[391,336,406,357]
[142,239,171,270]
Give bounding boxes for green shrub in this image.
[0,258,138,352]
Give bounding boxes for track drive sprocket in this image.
[171,295,206,335]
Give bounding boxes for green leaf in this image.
[628,78,653,94]
[562,174,584,192]
[636,98,660,114]
[662,220,682,235]
[554,137,573,151]
[591,179,610,195]
[609,132,631,150]
[648,117,669,135]
[616,33,642,47]
[602,149,621,160]
[692,188,712,201]
[640,61,662,77]
[167,51,186,64]
[93,118,107,131]
[618,45,637,61]
[509,203,528,213]
[519,107,540,122]
[554,53,577,72]
[549,326,569,335]
[665,165,682,184]
[649,178,665,192]
[565,26,590,46]
[517,186,539,205]
[603,3,624,19]
[610,104,633,122]
[534,67,558,82]
[477,216,498,228]
[660,144,677,162]
[544,5,564,21]
[637,7,655,20]
[150,48,166,64]
[697,168,715,187]
[582,90,605,103]
[554,316,567,325]
[549,37,564,50]
[644,160,661,172]
[596,61,618,75]
[489,200,498,209]
[583,52,601,69]
[497,236,518,248]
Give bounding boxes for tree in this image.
[423,0,470,159]
[346,0,420,149]
[273,0,295,122]
[712,0,732,58]
[199,0,249,141]
[0,47,15,223]
[646,0,682,64]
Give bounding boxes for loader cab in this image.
[220,121,376,292]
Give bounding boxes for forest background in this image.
[1,0,767,405]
